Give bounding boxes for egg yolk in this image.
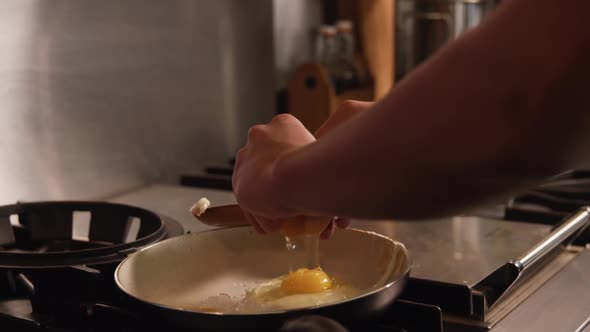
[281,268,333,295]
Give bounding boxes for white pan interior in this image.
[115,227,410,312]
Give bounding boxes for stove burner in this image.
[0,201,185,324]
[0,201,170,268]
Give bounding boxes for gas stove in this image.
[0,201,185,331]
[1,170,590,332]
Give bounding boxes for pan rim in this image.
[114,226,411,316]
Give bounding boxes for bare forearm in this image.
[274,0,590,219]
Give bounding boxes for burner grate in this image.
[0,201,168,268]
[505,169,590,245]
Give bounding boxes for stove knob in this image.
[279,315,349,332]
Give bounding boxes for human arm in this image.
[233,0,590,221]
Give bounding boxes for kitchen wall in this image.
[273,0,323,88]
[0,0,275,203]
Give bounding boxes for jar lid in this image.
[319,25,337,37]
[336,20,354,33]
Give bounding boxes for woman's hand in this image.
[232,100,374,236]
[233,114,315,232]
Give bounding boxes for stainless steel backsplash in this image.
[0,0,275,203]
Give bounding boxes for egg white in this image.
[239,277,360,312]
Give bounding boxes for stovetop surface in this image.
[350,217,551,287]
[108,184,236,234]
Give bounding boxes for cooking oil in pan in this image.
[191,218,361,314]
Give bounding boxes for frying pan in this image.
[114,227,411,331]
